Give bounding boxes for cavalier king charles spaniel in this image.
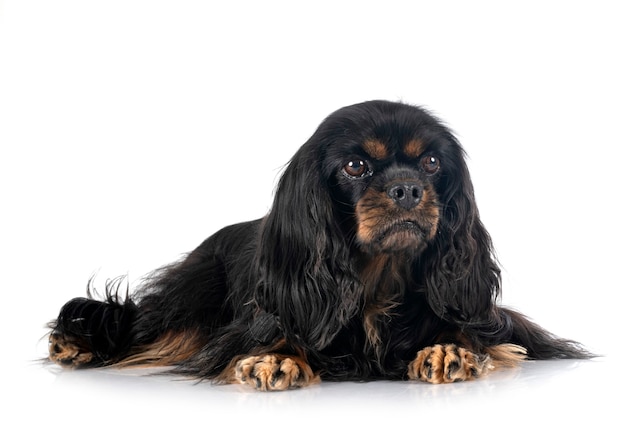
[48,100,591,390]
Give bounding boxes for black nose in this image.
[387,181,422,210]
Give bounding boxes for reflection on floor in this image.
[15,355,619,437]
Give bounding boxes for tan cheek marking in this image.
[420,187,440,239]
[354,188,394,244]
[363,139,389,160]
[404,139,425,158]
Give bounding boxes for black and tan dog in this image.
[48,100,591,390]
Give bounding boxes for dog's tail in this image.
[499,307,595,360]
[47,252,228,371]
[47,278,140,367]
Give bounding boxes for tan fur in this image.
[404,139,425,158]
[408,343,492,383]
[363,139,389,160]
[418,188,440,240]
[484,343,527,368]
[227,354,320,391]
[360,255,401,350]
[49,333,94,367]
[115,330,204,368]
[407,343,527,384]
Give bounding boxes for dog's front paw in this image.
[234,354,319,391]
[407,344,493,384]
[48,332,94,367]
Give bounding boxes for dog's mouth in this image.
[371,219,435,253]
[386,220,421,233]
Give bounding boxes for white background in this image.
[1,1,624,436]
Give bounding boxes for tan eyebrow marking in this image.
[362,139,389,160]
[404,139,425,158]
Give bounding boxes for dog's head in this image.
[256,101,500,347]
[316,101,470,255]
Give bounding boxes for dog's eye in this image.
[343,160,371,178]
[420,155,440,175]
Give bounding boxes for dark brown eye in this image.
[420,155,440,175]
[343,160,370,178]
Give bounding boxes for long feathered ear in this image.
[421,138,501,325]
[253,135,360,350]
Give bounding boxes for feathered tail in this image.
[501,307,594,360]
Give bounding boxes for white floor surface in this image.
[7,339,622,437]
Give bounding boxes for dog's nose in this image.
[387,181,422,210]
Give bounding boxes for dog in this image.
[48,100,591,390]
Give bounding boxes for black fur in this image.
[48,100,592,386]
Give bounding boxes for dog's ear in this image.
[420,138,501,325]
[254,133,360,350]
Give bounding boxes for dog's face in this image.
[319,101,464,255]
[331,137,442,254]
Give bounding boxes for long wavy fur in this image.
[47,100,592,387]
